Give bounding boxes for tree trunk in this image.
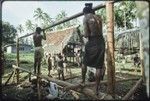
[106,2,115,97]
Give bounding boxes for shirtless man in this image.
[33,27,46,74]
[56,53,65,80]
[81,3,105,96]
[47,53,52,77]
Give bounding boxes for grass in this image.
[3,52,142,84]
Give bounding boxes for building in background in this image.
[4,44,32,53]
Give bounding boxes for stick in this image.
[122,78,143,100]
[37,74,41,101]
[11,68,16,83]
[4,71,14,85]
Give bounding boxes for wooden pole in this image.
[37,74,41,100]
[4,71,14,85]
[106,1,115,97]
[139,33,145,82]
[12,65,102,100]
[18,1,119,39]
[122,78,143,100]
[64,78,139,91]
[16,38,20,84]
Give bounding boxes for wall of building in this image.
[6,45,32,53]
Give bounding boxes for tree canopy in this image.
[2,21,17,46]
[96,1,137,30]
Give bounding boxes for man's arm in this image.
[42,30,46,40]
[83,17,90,38]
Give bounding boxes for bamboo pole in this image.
[16,38,20,84]
[12,65,102,100]
[139,33,145,82]
[106,1,115,96]
[37,74,41,100]
[4,71,14,85]
[122,78,143,100]
[64,78,139,91]
[18,1,119,39]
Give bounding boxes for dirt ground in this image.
[2,70,148,101]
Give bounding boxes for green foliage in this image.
[33,8,45,22]
[33,8,54,31]
[96,1,137,29]
[2,21,17,46]
[55,10,80,30]
[25,19,35,32]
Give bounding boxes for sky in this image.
[2,1,105,29]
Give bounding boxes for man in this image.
[133,54,141,68]
[47,53,52,77]
[56,53,65,80]
[81,3,105,96]
[33,27,46,74]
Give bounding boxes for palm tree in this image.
[25,19,35,32]
[16,24,24,35]
[55,10,68,29]
[33,8,45,26]
[16,24,25,43]
[42,13,54,30]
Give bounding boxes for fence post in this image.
[16,37,20,84]
[106,1,115,97]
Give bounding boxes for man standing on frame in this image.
[33,27,46,74]
[81,3,105,96]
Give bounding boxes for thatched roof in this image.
[42,26,79,54]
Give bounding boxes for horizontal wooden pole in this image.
[13,65,32,74]
[122,78,143,100]
[64,78,140,91]
[12,65,100,99]
[18,1,119,39]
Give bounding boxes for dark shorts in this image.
[83,37,105,69]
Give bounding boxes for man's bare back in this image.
[83,13,102,37]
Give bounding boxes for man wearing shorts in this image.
[33,27,46,74]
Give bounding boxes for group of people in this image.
[33,3,106,96]
[46,53,66,80]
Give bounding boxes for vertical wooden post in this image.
[106,1,115,97]
[16,37,20,84]
[37,74,41,100]
[139,33,145,81]
[73,44,75,64]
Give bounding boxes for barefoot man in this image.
[33,27,46,74]
[81,3,105,96]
